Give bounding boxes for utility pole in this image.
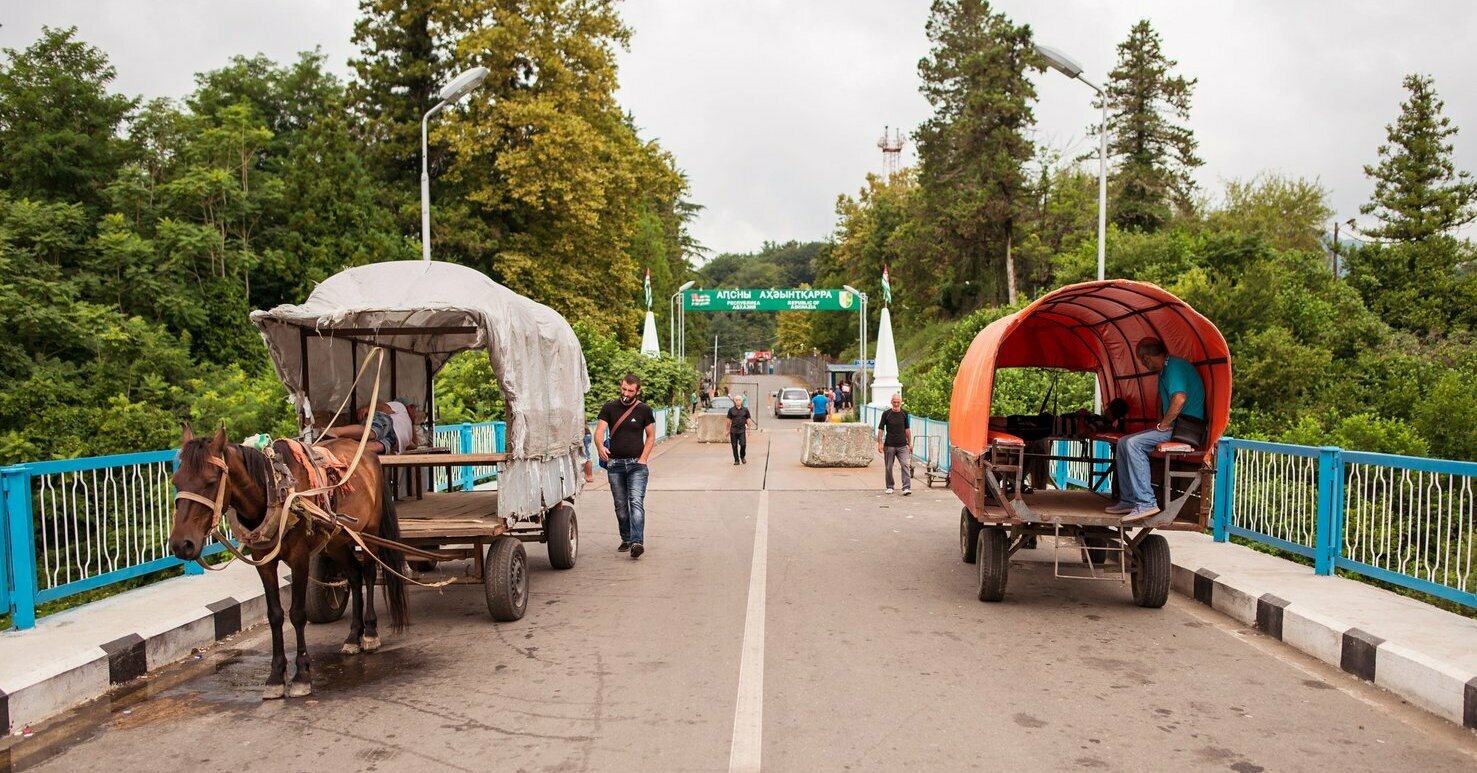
[1332,221,1341,278]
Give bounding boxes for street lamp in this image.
[1037,44,1107,414]
[842,284,869,406]
[421,66,491,261]
[669,280,695,357]
[1035,45,1106,284]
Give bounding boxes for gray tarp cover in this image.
[249,261,589,522]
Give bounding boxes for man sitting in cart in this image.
[324,400,419,455]
[1108,338,1206,524]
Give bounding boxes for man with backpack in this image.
[596,374,657,559]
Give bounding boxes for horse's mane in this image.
[179,438,272,495]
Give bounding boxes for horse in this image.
[167,424,408,699]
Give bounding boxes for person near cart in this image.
[727,393,757,465]
[1108,338,1207,524]
[810,388,832,422]
[596,374,657,559]
[876,393,913,495]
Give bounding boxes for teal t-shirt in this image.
[1158,355,1206,421]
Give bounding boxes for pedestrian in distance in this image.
[596,374,656,559]
[810,388,832,423]
[727,393,757,465]
[876,393,912,495]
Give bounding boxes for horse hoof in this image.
[288,682,313,698]
[341,643,362,655]
[361,636,381,652]
[262,684,286,700]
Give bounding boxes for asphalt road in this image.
[9,375,1477,772]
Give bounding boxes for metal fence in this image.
[1214,438,1477,608]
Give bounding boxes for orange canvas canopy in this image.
[948,280,1232,454]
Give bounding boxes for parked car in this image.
[773,388,812,418]
[707,396,736,413]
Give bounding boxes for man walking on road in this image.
[876,393,912,495]
[811,388,832,422]
[727,393,756,465]
[596,374,656,559]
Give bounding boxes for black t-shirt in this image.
[727,406,751,434]
[598,399,656,459]
[878,409,911,447]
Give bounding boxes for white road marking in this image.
[728,489,769,772]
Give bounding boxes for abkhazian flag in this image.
[882,264,892,305]
[644,267,652,309]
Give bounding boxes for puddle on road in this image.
[1,644,425,773]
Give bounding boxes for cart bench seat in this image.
[988,431,1026,447]
[1151,442,1207,463]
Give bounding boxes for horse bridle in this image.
[174,454,230,535]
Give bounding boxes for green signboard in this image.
[683,288,859,312]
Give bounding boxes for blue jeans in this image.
[606,458,649,544]
[1115,427,1173,509]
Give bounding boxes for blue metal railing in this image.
[1214,437,1477,608]
[858,405,951,474]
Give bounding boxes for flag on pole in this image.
[644,267,652,309]
[881,265,892,305]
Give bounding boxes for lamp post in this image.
[1037,44,1107,413]
[669,280,695,357]
[1035,45,1105,284]
[842,284,869,406]
[421,66,490,261]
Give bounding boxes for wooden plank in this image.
[395,491,505,539]
[380,452,508,467]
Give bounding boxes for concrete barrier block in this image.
[694,413,730,443]
[1375,642,1472,725]
[800,422,874,467]
[1280,606,1347,669]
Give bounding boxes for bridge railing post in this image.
[2,465,38,630]
[1212,438,1235,542]
[459,423,475,491]
[1315,446,1343,576]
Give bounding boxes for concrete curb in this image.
[0,565,288,736]
[1168,558,1477,730]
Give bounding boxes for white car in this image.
[773,388,813,419]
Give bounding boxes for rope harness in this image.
[175,347,456,589]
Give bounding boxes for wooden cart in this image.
[946,280,1232,608]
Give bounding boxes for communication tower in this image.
[877,125,906,175]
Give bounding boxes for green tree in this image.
[0,27,135,212]
[1209,174,1332,253]
[913,0,1037,312]
[1360,74,1477,242]
[1097,19,1201,231]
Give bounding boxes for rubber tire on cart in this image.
[304,552,348,624]
[546,503,578,570]
[1131,534,1171,609]
[976,527,1009,602]
[485,536,530,621]
[1082,534,1117,566]
[960,507,982,564]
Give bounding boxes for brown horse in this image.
[167,425,408,698]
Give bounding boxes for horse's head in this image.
[169,424,230,561]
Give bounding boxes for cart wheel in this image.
[485,536,530,621]
[305,553,348,624]
[546,504,578,570]
[1131,534,1171,609]
[976,528,1008,602]
[960,507,982,564]
[1082,535,1118,566]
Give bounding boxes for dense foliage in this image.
[0,13,697,464]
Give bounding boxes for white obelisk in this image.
[640,311,660,357]
[870,305,901,407]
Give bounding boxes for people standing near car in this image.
[596,374,657,559]
[810,388,832,422]
[876,393,913,495]
[727,394,756,465]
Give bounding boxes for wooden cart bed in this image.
[394,490,505,540]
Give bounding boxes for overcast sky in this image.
[4,1,1476,256]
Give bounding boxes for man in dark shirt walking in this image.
[727,393,756,465]
[596,374,657,559]
[875,393,912,495]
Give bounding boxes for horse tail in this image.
[377,474,410,632]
